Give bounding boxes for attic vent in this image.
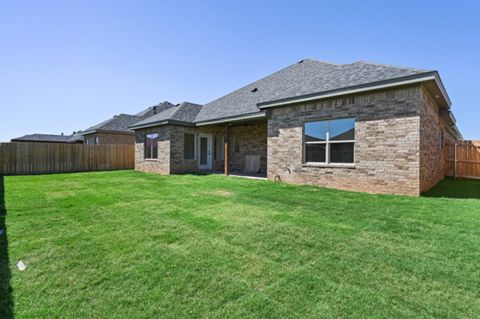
[251,88,258,93]
[298,59,304,63]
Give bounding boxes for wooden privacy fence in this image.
[444,141,480,179]
[0,143,135,175]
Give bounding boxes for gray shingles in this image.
[82,102,175,134]
[128,58,435,129]
[135,101,175,119]
[82,114,144,134]
[194,59,337,123]
[194,59,433,123]
[170,102,202,123]
[130,102,202,128]
[264,61,430,103]
[11,134,82,143]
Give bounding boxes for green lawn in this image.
[1,171,479,318]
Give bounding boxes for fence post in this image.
[454,143,457,179]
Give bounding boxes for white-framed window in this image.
[184,133,196,160]
[145,133,159,159]
[214,135,224,160]
[304,118,355,164]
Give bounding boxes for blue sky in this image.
[0,0,479,141]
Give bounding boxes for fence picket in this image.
[0,143,134,175]
[445,141,480,180]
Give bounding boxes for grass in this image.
[1,171,479,318]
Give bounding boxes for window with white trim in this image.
[145,133,159,159]
[304,118,355,164]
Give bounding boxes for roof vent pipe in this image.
[251,88,258,92]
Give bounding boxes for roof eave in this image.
[81,129,135,136]
[257,72,449,109]
[195,112,267,126]
[130,120,195,130]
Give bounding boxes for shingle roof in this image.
[82,114,143,135]
[194,59,337,122]
[11,134,83,143]
[260,60,430,105]
[135,101,175,119]
[194,59,432,123]
[129,58,442,130]
[130,102,202,128]
[68,133,85,142]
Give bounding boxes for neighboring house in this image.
[11,133,84,143]
[129,59,462,196]
[81,101,174,145]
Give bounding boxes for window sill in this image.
[302,163,355,169]
[144,158,158,162]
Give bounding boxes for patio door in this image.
[198,133,212,170]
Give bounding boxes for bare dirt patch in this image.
[45,191,76,200]
[203,190,234,197]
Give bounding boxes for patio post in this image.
[224,124,230,175]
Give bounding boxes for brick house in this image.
[130,59,462,196]
[81,102,174,145]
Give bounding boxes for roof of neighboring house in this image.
[135,101,175,119]
[81,114,144,135]
[11,133,84,143]
[130,102,202,129]
[68,133,85,143]
[82,101,175,135]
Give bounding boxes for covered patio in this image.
[196,116,267,178]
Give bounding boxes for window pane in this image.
[330,143,354,163]
[305,144,326,162]
[184,133,195,160]
[145,133,159,159]
[305,121,328,142]
[199,137,207,164]
[329,118,355,141]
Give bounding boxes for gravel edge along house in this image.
[129,59,462,196]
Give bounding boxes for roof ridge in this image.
[180,101,202,107]
[351,60,431,72]
[302,58,340,66]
